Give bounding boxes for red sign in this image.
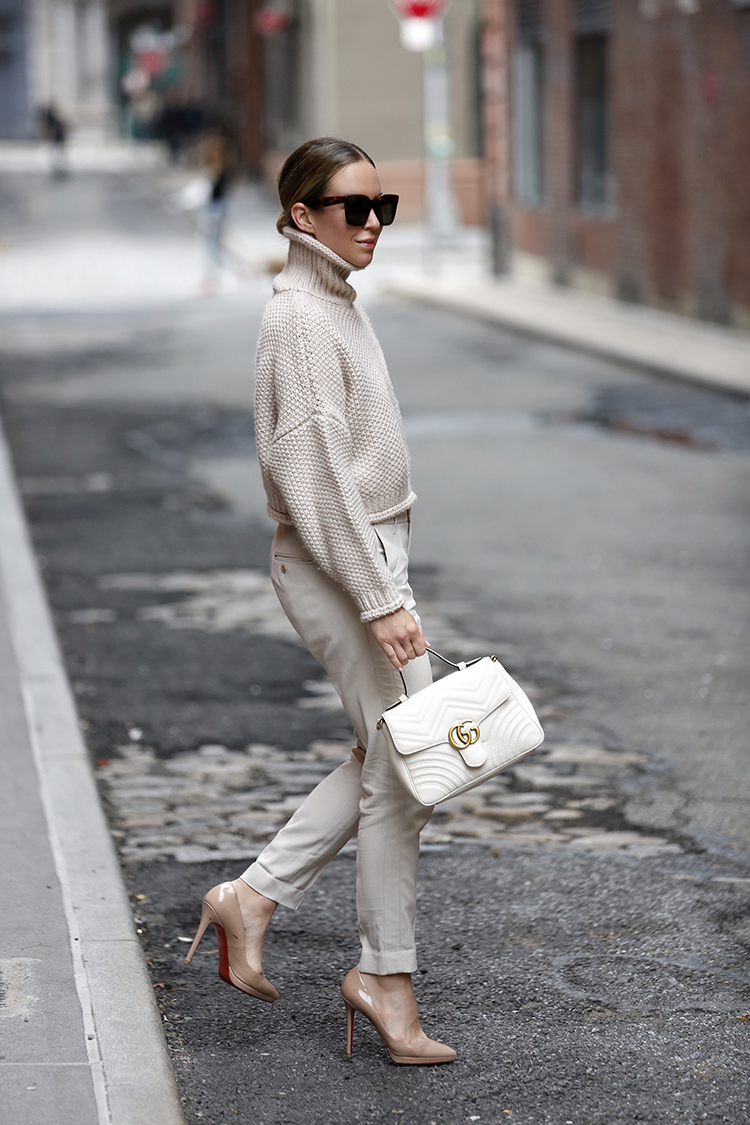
[137,49,168,77]
[254,7,290,35]
[391,0,447,17]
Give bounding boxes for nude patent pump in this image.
[185,881,278,1003]
[341,967,456,1065]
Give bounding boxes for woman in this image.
[198,129,235,297]
[185,138,455,1066]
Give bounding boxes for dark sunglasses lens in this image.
[378,196,398,226]
[341,195,400,226]
[343,196,372,226]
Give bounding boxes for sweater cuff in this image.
[358,592,405,624]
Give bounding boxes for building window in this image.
[0,0,30,139]
[513,42,545,206]
[575,33,610,209]
[0,15,12,63]
[513,0,545,207]
[264,13,302,151]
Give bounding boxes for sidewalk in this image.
[0,415,185,1124]
[0,139,164,174]
[387,262,750,398]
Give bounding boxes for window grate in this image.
[575,34,610,209]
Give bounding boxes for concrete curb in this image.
[0,413,185,1125]
[388,275,750,397]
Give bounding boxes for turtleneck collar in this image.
[273,226,361,305]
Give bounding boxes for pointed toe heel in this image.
[341,968,456,1066]
[185,881,278,1003]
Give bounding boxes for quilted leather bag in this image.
[378,652,544,806]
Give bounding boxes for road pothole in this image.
[552,952,750,1014]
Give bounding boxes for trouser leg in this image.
[240,746,364,909]
[242,521,433,972]
[356,624,433,974]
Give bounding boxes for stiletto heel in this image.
[184,881,278,1003]
[184,902,213,964]
[341,968,456,1066]
[345,1001,355,1057]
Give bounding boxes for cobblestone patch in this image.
[87,570,688,863]
[98,736,685,863]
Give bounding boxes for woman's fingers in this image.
[400,637,422,662]
[387,637,409,668]
[380,640,405,671]
[369,608,429,669]
[401,625,427,661]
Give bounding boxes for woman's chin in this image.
[350,245,376,269]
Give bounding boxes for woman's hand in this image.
[369,607,428,671]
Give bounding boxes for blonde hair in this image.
[276,137,376,234]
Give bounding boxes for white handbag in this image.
[378,651,544,806]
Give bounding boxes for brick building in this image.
[492,0,750,327]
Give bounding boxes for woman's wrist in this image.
[359,595,405,624]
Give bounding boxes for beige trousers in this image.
[240,512,433,974]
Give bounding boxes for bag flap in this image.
[383,658,512,757]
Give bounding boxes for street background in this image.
[0,160,749,1124]
[3,1,750,1120]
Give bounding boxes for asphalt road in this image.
[1,169,749,1125]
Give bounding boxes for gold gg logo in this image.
[448,721,480,751]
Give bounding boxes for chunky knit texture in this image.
[255,227,416,622]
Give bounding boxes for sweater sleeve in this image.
[265,301,405,622]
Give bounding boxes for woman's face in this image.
[290,160,384,269]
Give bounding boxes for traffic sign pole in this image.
[481,0,511,275]
[422,28,458,248]
[391,0,458,262]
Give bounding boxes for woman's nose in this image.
[364,209,381,232]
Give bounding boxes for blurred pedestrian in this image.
[198,130,235,297]
[39,104,68,180]
[153,101,205,163]
[185,137,456,1066]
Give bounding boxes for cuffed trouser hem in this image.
[358,948,419,976]
[239,865,305,911]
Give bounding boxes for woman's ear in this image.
[291,202,316,235]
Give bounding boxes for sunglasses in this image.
[312,193,399,227]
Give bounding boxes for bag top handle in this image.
[394,647,481,701]
[377,650,493,730]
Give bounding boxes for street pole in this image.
[422,24,459,254]
[481,0,512,276]
[391,1,459,269]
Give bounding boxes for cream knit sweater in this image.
[255,227,416,622]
